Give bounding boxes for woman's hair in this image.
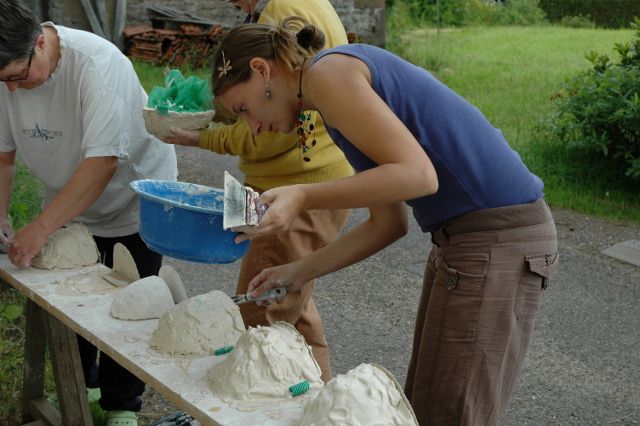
[0,0,42,69]
[211,16,325,96]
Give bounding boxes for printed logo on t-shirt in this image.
[22,124,62,143]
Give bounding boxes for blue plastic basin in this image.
[130,179,249,264]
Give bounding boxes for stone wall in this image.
[24,0,385,46]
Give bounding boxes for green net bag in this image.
[144,70,217,139]
[147,69,213,113]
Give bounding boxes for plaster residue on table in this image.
[0,256,312,426]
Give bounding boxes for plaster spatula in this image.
[223,171,266,230]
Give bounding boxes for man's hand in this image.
[8,220,49,268]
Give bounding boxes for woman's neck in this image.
[296,59,315,111]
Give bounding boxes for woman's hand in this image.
[164,128,200,147]
[233,185,306,243]
[247,261,308,305]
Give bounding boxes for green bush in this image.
[559,15,595,29]
[539,0,640,28]
[386,0,440,27]
[0,287,26,424]
[1,163,41,423]
[385,0,547,28]
[426,0,469,27]
[9,163,43,230]
[464,0,547,26]
[543,17,640,181]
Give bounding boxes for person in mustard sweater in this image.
[160,0,352,382]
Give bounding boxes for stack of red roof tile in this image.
[123,24,224,69]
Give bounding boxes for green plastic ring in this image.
[214,345,234,355]
[289,380,310,397]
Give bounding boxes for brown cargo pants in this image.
[405,198,558,425]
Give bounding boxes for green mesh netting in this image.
[147,69,213,113]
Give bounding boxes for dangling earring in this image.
[265,81,272,101]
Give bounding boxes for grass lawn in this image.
[391,25,640,221]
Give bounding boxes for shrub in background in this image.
[464,0,547,26]
[1,164,42,423]
[539,0,640,28]
[559,15,595,29]
[9,163,43,230]
[426,0,469,27]
[0,286,26,425]
[542,17,640,181]
[385,0,547,28]
[386,0,426,60]
[385,0,444,26]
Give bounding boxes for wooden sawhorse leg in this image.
[21,299,93,426]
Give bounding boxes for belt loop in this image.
[430,231,439,247]
[442,221,450,239]
[431,223,449,247]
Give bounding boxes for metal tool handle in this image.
[248,287,286,302]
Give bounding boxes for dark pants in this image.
[405,199,558,425]
[77,233,162,412]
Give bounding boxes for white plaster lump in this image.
[150,290,244,355]
[158,264,188,303]
[31,223,99,270]
[110,276,175,320]
[294,363,418,426]
[209,321,323,402]
[102,242,140,287]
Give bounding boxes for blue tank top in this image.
[312,44,543,232]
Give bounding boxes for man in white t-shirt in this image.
[0,0,178,424]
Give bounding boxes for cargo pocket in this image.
[435,253,488,291]
[428,254,488,340]
[515,252,559,321]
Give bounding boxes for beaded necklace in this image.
[296,57,315,162]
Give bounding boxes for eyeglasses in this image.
[0,48,35,83]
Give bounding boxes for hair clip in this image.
[218,51,232,77]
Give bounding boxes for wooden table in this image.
[0,256,310,426]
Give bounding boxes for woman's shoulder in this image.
[316,44,391,64]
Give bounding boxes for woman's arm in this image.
[237,53,437,240]
[298,53,438,209]
[247,201,408,297]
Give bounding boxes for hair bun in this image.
[296,25,325,52]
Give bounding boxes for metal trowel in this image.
[223,171,266,230]
[231,287,286,304]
